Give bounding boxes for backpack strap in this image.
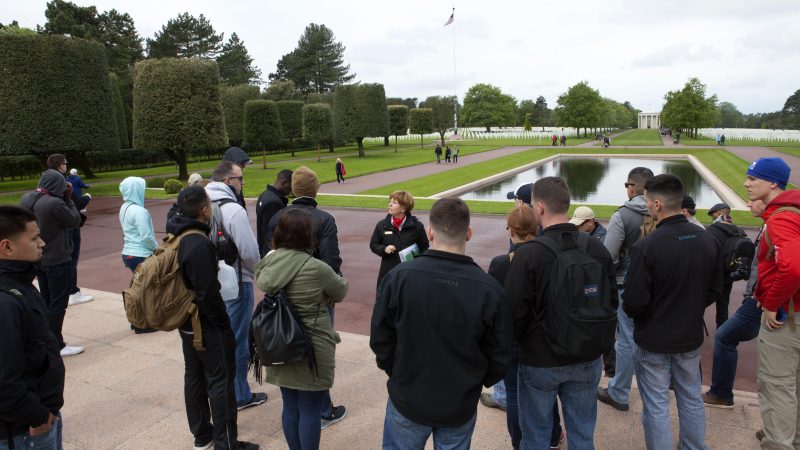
[174,229,209,351]
[764,206,800,260]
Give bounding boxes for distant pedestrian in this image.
[335,158,346,183]
[716,134,721,146]
[453,146,459,163]
[445,146,452,163]
[720,134,726,146]
[551,134,558,146]
[369,190,429,286]
[603,136,611,148]
[435,144,442,163]
[560,135,567,146]
[66,168,90,200]
[256,170,293,257]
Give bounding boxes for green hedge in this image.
[109,73,129,149]
[221,84,261,147]
[0,34,119,174]
[243,100,283,151]
[133,58,227,179]
[277,100,304,141]
[0,155,44,180]
[334,83,389,152]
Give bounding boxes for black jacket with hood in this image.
[256,185,288,257]
[19,170,81,267]
[165,214,231,331]
[266,197,342,274]
[0,260,65,440]
[369,213,429,284]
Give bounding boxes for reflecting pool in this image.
[459,157,722,207]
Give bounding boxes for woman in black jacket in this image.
[369,190,429,285]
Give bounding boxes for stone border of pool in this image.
[431,153,747,210]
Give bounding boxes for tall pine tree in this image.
[146,13,222,59]
[217,33,261,85]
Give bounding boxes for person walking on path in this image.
[370,198,512,449]
[445,146,452,163]
[623,174,723,450]
[167,186,259,450]
[0,206,66,450]
[702,199,765,410]
[453,146,459,163]
[206,162,267,412]
[369,190,429,286]
[743,157,800,449]
[560,135,567,146]
[335,158,346,183]
[551,134,558,146]
[256,170,292,258]
[255,209,348,450]
[20,169,83,358]
[435,144,442,164]
[118,177,159,334]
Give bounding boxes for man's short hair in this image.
[390,190,415,214]
[0,206,37,241]
[46,154,66,170]
[644,174,683,210]
[429,198,470,245]
[176,186,210,219]
[627,167,655,195]
[212,161,238,182]
[276,169,293,184]
[272,209,315,251]
[532,177,571,215]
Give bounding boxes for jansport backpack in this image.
[534,232,617,359]
[122,230,205,350]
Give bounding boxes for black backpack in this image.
[711,223,755,282]
[209,198,239,265]
[534,232,617,359]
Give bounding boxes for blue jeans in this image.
[224,281,254,405]
[491,380,507,408]
[0,413,62,450]
[708,297,761,401]
[635,345,707,450]
[607,289,636,405]
[122,255,146,272]
[382,398,476,450]
[280,388,327,450]
[38,262,73,349]
[518,360,602,450]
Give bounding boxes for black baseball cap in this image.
[506,183,532,205]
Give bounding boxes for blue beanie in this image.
[747,157,790,190]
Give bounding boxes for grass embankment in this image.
[456,136,595,146]
[611,129,663,146]
[769,147,800,158]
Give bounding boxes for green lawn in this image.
[678,136,800,147]
[769,147,800,158]
[610,129,663,146]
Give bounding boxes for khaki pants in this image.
[758,315,800,449]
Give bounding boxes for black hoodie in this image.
[0,260,65,440]
[165,215,231,331]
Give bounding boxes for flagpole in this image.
[452,6,457,134]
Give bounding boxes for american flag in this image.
[444,11,454,26]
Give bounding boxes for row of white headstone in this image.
[363,126,591,143]
[698,128,800,142]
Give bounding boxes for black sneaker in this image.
[237,392,267,411]
[702,392,734,409]
[134,327,157,334]
[597,387,629,411]
[321,405,347,430]
[235,441,259,450]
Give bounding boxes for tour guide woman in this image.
[368,190,430,285]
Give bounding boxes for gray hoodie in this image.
[19,170,82,266]
[604,194,649,284]
[205,181,260,282]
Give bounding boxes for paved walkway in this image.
[59,287,763,450]
[723,146,800,186]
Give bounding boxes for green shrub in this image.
[0,155,44,180]
[243,100,282,160]
[409,108,433,148]
[109,73,130,149]
[333,83,389,155]
[221,84,261,147]
[163,179,182,193]
[133,58,227,179]
[303,103,333,148]
[387,105,409,152]
[0,34,119,175]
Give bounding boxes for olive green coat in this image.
[254,248,348,391]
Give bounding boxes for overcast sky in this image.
[6,0,800,114]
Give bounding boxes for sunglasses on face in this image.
[624,182,635,188]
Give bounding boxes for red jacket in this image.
[756,190,800,312]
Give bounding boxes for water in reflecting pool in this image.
[459,157,722,207]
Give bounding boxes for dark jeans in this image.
[69,228,81,295]
[122,255,146,272]
[38,262,73,349]
[708,297,762,401]
[336,173,345,183]
[280,388,326,450]
[715,281,733,328]
[180,324,238,450]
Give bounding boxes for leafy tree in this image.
[333,83,388,156]
[302,103,333,161]
[217,33,261,85]
[523,113,532,131]
[146,13,223,59]
[109,73,129,148]
[420,95,457,146]
[661,77,718,138]
[388,105,409,153]
[263,80,303,101]
[133,58,227,179]
[277,100,304,156]
[387,97,418,109]
[0,21,37,36]
[553,81,604,137]
[782,89,800,129]
[461,83,516,132]
[39,0,99,38]
[220,84,261,147]
[409,108,433,148]
[1,34,119,176]
[530,96,551,130]
[622,101,640,128]
[517,99,536,126]
[243,100,282,168]
[717,101,745,128]
[269,23,355,94]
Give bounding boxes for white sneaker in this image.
[194,442,212,450]
[60,345,84,357]
[68,291,94,305]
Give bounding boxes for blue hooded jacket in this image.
[119,177,158,257]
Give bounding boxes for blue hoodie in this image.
[119,177,158,257]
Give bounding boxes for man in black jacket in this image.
[706,208,748,327]
[371,198,512,448]
[505,176,617,450]
[167,186,258,450]
[256,170,292,257]
[0,206,65,450]
[623,174,723,450]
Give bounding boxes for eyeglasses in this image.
[624,182,635,188]
[226,176,243,182]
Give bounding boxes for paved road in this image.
[723,146,800,186]
[75,196,759,393]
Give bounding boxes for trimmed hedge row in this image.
[221,84,261,147]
